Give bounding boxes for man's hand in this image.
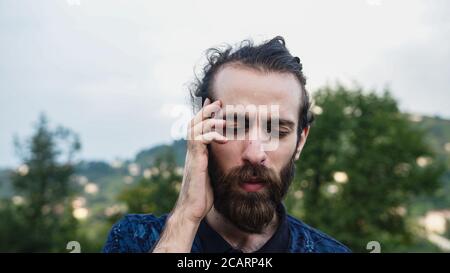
[152,98,226,253]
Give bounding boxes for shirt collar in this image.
[197,204,291,253]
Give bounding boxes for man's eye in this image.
[271,130,289,138]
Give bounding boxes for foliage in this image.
[285,85,446,252]
[0,114,81,252]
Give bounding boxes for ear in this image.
[294,126,310,160]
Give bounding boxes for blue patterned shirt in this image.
[103,206,351,253]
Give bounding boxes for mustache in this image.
[218,162,281,187]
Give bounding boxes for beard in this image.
[208,149,296,234]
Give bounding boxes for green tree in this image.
[118,149,182,216]
[0,114,81,252]
[285,84,445,252]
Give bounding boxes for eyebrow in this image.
[271,118,295,129]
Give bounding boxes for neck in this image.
[205,206,279,253]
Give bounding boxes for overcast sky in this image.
[1,0,449,167]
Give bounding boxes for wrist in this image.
[152,209,200,253]
[170,207,203,228]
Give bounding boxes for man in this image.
[103,36,350,253]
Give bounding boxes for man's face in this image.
[208,63,309,233]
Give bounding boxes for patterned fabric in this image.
[102,213,351,253]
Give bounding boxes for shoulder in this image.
[102,213,168,253]
[287,215,351,253]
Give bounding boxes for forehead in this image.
[212,64,302,122]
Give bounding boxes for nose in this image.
[242,139,267,166]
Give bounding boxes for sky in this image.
[1,0,449,167]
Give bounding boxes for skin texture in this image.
[153,63,309,253]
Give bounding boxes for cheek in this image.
[283,133,299,156]
[210,141,242,171]
[268,138,297,170]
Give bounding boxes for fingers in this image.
[188,98,226,144]
[192,99,222,127]
[200,132,227,144]
[191,118,226,137]
[188,119,227,143]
